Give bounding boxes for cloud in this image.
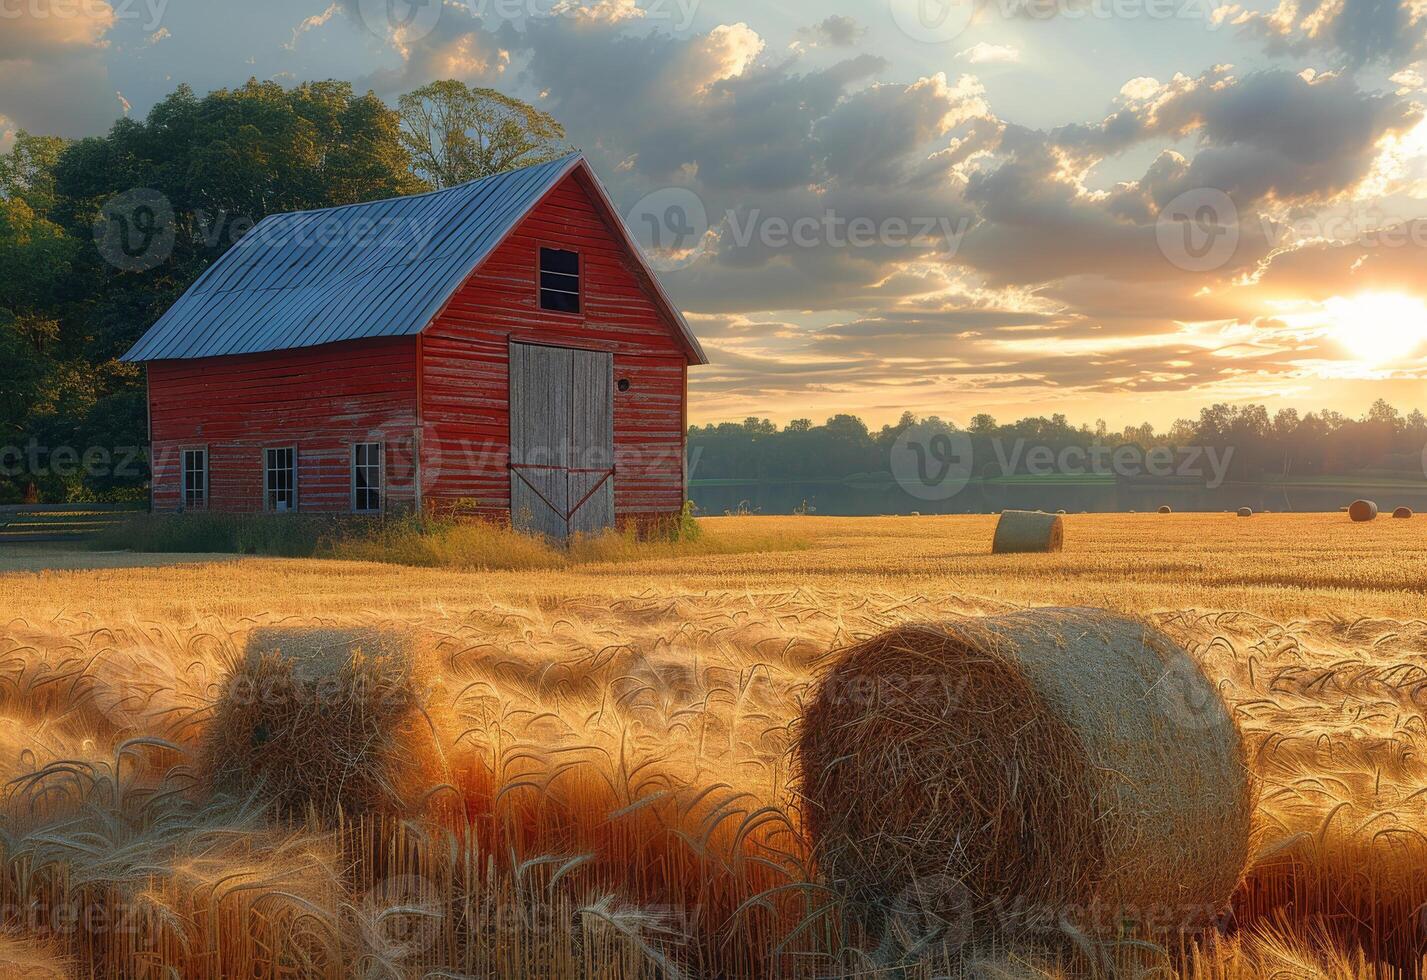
[550,0,650,23]
[958,42,1020,64]
[0,0,114,57]
[1224,0,1427,67]
[287,2,341,50]
[816,73,991,185]
[796,15,865,47]
[0,1,119,137]
[1391,67,1424,92]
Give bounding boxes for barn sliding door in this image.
[509,342,615,541]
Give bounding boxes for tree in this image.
[397,81,569,188]
[2,80,423,501]
[1,133,67,213]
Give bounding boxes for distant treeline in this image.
[688,401,1427,486]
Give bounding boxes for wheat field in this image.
[2,513,1426,978]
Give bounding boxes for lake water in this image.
[690,480,1427,517]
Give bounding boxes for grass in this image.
[3,513,1427,976]
[93,508,808,571]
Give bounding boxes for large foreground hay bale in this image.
[796,608,1254,947]
[1349,500,1379,522]
[1237,507,1253,517]
[1394,507,1414,519]
[1158,505,1173,514]
[204,628,443,817]
[991,511,1064,554]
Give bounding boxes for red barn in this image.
[123,154,706,540]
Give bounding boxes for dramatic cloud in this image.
[0,1,120,137]
[796,15,865,47]
[1224,0,1427,67]
[15,0,1427,423]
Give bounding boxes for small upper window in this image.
[352,443,382,514]
[264,447,297,513]
[539,247,581,315]
[182,449,207,509]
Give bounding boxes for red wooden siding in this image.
[420,169,691,519]
[147,338,420,513]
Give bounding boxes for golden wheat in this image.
[0,514,1424,977]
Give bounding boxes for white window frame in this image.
[182,447,208,510]
[263,446,298,513]
[351,442,384,515]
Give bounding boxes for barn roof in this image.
[122,153,706,364]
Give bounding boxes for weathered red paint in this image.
[145,170,694,523]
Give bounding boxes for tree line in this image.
[688,400,1427,486]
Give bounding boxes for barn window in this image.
[264,447,297,513]
[182,449,207,509]
[539,248,581,314]
[352,443,383,514]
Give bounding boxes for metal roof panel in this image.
[122,154,707,365]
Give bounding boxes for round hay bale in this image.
[796,608,1254,946]
[1237,507,1253,517]
[204,628,443,818]
[1349,500,1379,522]
[1158,505,1172,514]
[1393,507,1414,519]
[991,510,1064,554]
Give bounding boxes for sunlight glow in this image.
[1323,292,1427,364]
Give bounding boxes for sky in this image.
[4,0,1427,429]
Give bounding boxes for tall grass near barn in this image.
[96,511,806,569]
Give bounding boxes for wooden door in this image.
[509,343,615,541]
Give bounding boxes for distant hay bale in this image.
[1349,500,1379,523]
[991,510,1064,554]
[204,628,443,818]
[1237,507,1253,518]
[796,608,1254,949]
[1394,507,1414,519]
[1158,505,1172,514]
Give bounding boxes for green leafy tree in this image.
[397,81,569,188]
[3,80,423,501]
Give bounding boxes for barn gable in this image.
[121,154,705,365]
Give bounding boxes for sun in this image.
[1323,292,1427,364]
